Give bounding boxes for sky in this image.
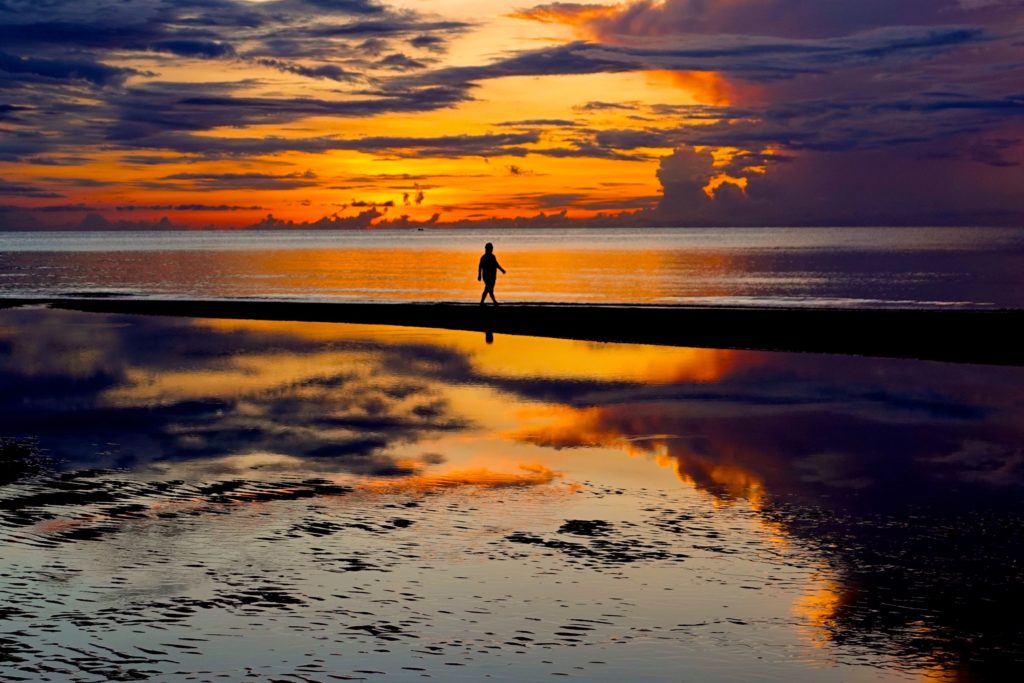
[0,0,1023,229]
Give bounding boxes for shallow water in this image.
[2,307,1024,681]
[2,227,1023,308]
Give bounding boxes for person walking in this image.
[477,242,506,306]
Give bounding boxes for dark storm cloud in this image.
[298,0,387,13]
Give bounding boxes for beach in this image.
[3,305,1024,681]
[3,228,1024,681]
[4,0,1024,677]
[3,296,1021,366]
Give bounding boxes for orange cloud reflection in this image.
[356,463,565,495]
[506,402,768,505]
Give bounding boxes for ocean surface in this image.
[3,307,1024,681]
[2,227,1023,308]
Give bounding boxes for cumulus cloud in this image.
[652,144,1024,226]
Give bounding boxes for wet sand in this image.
[3,296,1023,366]
[4,308,1024,681]
[8,441,1008,683]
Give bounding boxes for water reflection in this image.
[2,307,1023,680]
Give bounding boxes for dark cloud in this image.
[515,0,1020,40]
[653,94,1024,155]
[304,19,470,39]
[155,170,320,191]
[250,208,383,230]
[40,176,117,188]
[531,140,652,161]
[594,129,673,149]
[577,101,638,111]
[0,104,31,121]
[0,202,90,213]
[0,0,1021,224]
[118,130,540,158]
[23,155,94,166]
[653,144,1024,226]
[106,82,473,141]
[409,34,446,51]
[255,58,358,82]
[498,118,578,127]
[377,53,429,71]
[0,178,64,198]
[0,0,471,161]
[402,27,988,89]
[152,39,236,59]
[0,51,136,86]
[114,204,265,211]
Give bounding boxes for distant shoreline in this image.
[3,296,1021,367]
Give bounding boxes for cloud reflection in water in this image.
[2,307,1024,679]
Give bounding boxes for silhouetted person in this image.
[477,242,506,306]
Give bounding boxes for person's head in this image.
[485,242,493,253]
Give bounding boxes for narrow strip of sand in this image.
[3,296,1021,366]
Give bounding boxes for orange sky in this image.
[1,0,1021,229]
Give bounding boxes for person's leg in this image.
[485,281,497,304]
[480,286,487,305]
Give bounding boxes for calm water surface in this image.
[1,227,1022,308]
[2,307,1023,681]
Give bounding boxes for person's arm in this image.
[497,259,506,274]
[477,256,482,281]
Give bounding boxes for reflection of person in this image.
[477,242,506,306]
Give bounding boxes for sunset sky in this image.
[1,0,1022,229]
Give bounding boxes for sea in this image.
[1,226,1023,308]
